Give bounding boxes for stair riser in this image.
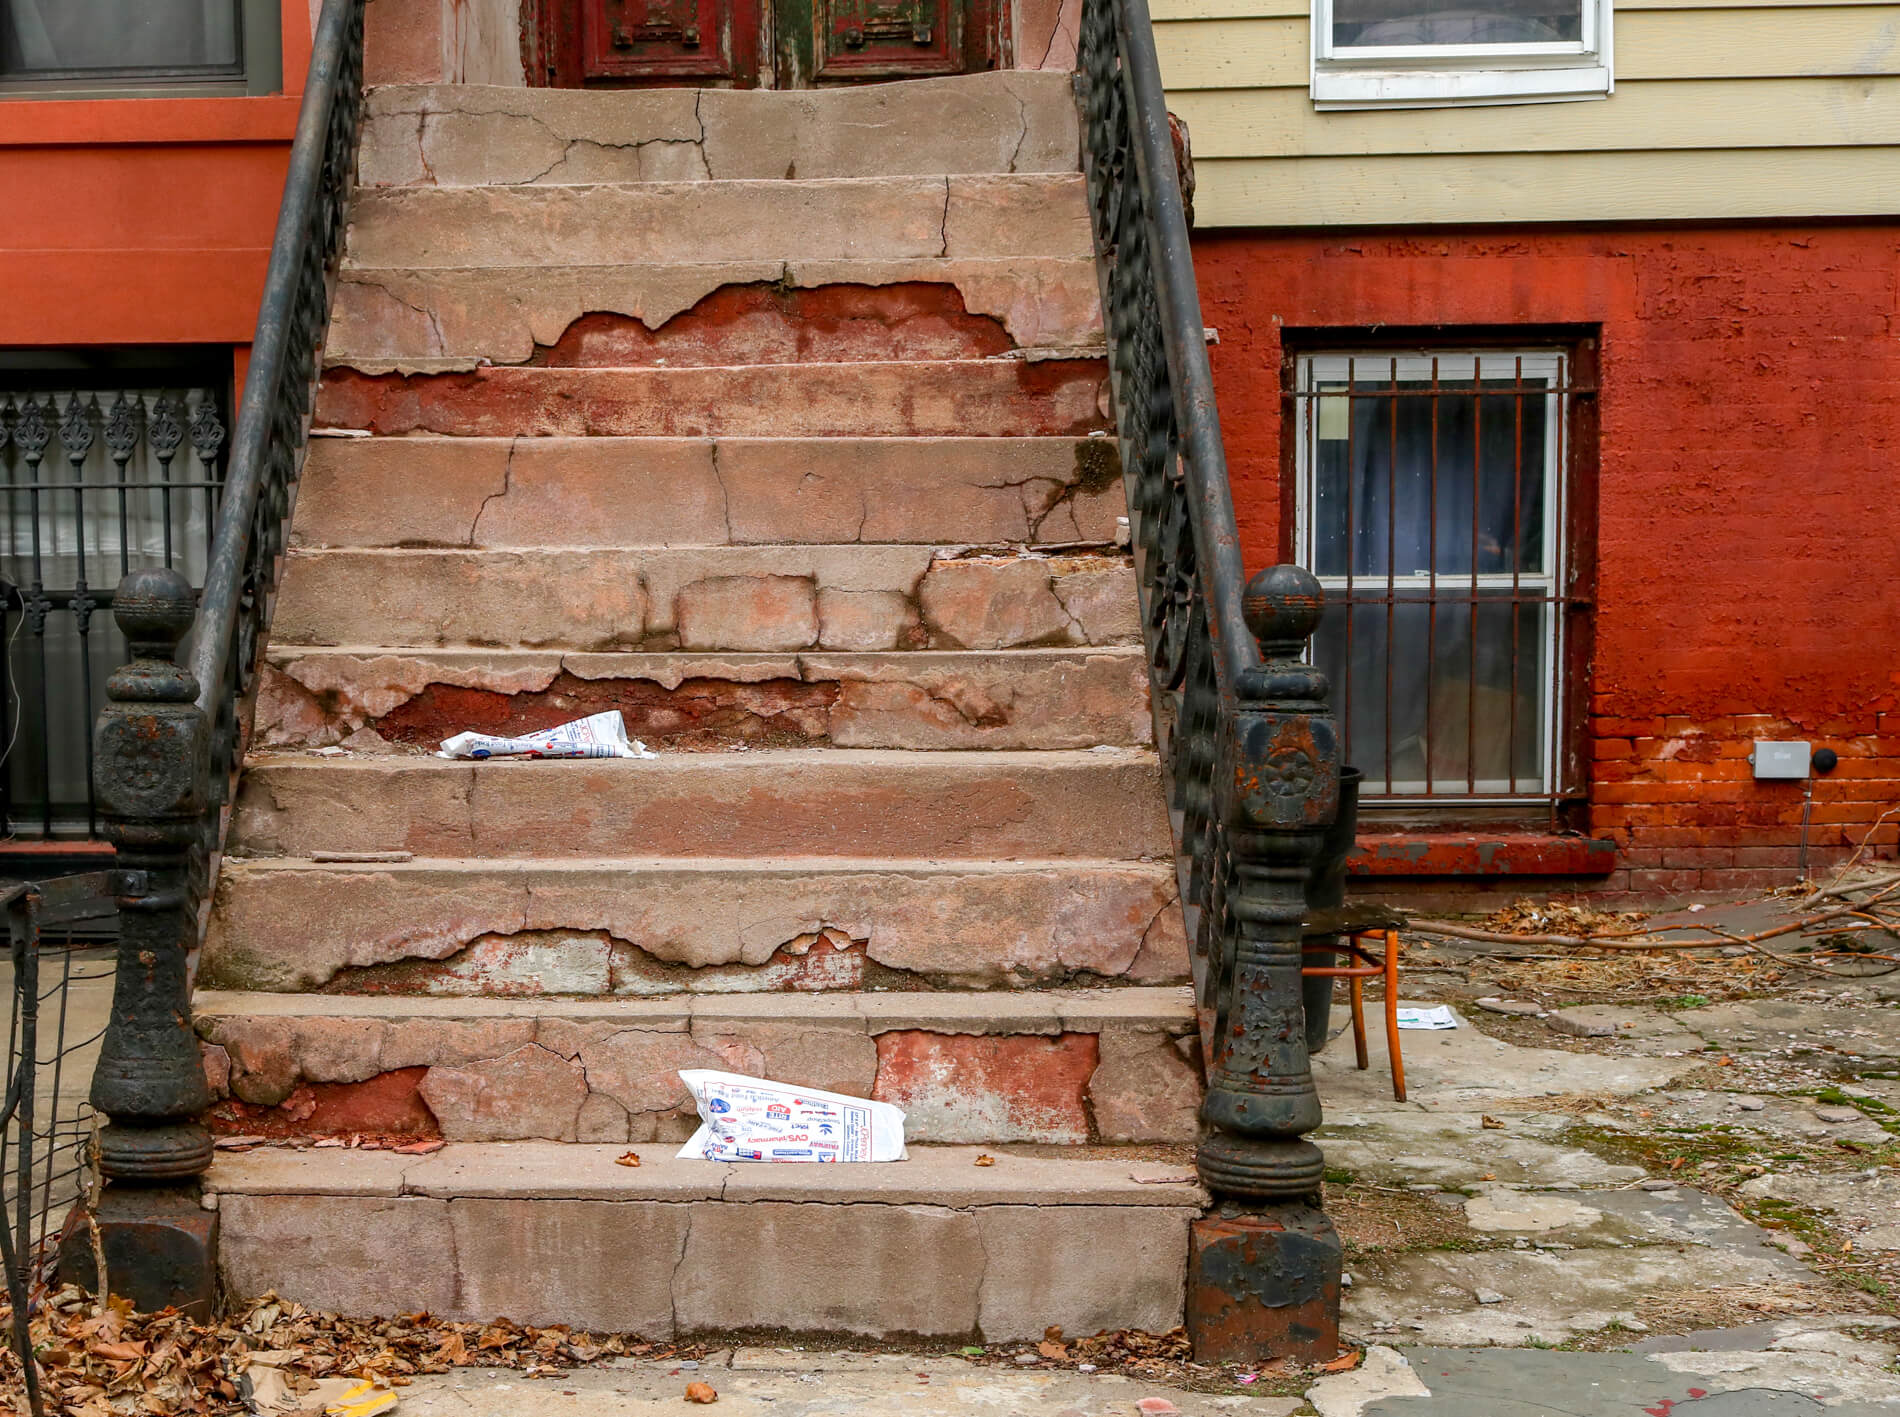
[229,755,1171,860]
[272,549,1139,654]
[359,73,1081,187]
[204,862,1186,994]
[329,262,1103,365]
[313,360,1110,438]
[345,176,1091,268]
[293,437,1124,550]
[219,1189,1193,1340]
[197,1009,1200,1147]
[257,651,1152,752]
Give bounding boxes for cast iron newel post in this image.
[1187,564,1344,1361]
[71,566,219,1314]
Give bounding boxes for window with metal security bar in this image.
[1291,349,1584,808]
[0,353,231,841]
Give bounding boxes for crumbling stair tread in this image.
[191,985,1196,1033]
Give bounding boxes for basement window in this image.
[1291,349,1585,807]
[0,349,231,840]
[0,0,283,97]
[1311,0,1612,109]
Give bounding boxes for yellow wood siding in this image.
[1156,1,1900,225]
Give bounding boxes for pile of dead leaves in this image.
[0,1287,704,1415]
[1476,899,1648,938]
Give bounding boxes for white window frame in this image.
[1294,350,1570,803]
[1310,0,1612,110]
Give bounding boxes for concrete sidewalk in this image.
[389,1332,1900,1416]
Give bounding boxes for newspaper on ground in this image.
[1395,1004,1459,1030]
[437,710,655,760]
[676,1069,908,1162]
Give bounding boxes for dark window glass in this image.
[1,0,242,79]
[1331,0,1582,47]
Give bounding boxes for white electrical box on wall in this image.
[1750,741,1811,779]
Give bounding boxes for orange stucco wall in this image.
[0,0,314,353]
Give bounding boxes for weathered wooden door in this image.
[528,0,997,86]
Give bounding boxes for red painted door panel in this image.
[578,0,762,83]
[809,0,961,80]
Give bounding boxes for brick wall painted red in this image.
[1191,224,1900,898]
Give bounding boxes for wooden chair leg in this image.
[1349,968,1369,1071]
[1384,928,1406,1103]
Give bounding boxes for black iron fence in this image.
[2,870,116,1417]
[0,377,228,840]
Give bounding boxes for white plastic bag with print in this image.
[675,1069,907,1163]
[437,710,656,760]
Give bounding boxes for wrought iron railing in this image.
[78,0,366,1235]
[1076,0,1346,1359]
[2,872,116,1417]
[188,0,366,905]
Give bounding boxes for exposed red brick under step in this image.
[367,672,842,751]
[527,283,1017,368]
[314,359,1112,438]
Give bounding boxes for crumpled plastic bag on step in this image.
[676,1069,907,1162]
[241,1363,398,1416]
[437,710,655,760]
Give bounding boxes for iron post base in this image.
[1185,1202,1342,1364]
[57,1185,219,1320]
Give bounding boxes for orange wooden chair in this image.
[1302,924,1405,1103]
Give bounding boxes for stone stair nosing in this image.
[203,855,1188,995]
[206,1143,1204,1340]
[312,355,1111,439]
[358,70,1083,188]
[228,748,1171,862]
[343,174,1093,271]
[291,435,1125,551]
[268,543,1138,655]
[255,645,1154,753]
[328,258,1105,366]
[193,988,1203,1149]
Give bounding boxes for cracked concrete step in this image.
[256,647,1153,752]
[292,437,1124,550]
[193,988,1201,1148]
[228,749,1170,861]
[207,1142,1203,1338]
[328,259,1104,366]
[271,547,1138,653]
[359,72,1082,187]
[344,176,1092,270]
[314,357,1110,438]
[202,857,1188,995]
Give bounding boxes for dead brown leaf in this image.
[974,1154,996,1166]
[615,1151,642,1167]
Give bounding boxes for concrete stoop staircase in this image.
[198,71,1208,1342]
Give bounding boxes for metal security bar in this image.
[1292,352,1587,808]
[2,871,116,1417]
[0,381,227,839]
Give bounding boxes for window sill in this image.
[1346,831,1616,877]
[0,93,300,145]
[1312,64,1611,110]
